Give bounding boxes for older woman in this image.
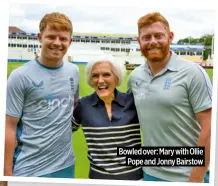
[72,56,142,180]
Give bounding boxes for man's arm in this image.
[4,115,19,176]
[187,65,212,183]
[72,101,82,132]
[189,108,211,182]
[5,70,25,176]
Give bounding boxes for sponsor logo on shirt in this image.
[134,92,146,100]
[37,94,74,110]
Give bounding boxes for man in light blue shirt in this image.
[5,12,79,178]
[128,12,212,183]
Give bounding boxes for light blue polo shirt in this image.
[127,52,212,182]
[6,58,79,176]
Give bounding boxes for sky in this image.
[8,2,215,43]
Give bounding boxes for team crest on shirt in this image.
[70,77,74,90]
[32,80,44,90]
[164,77,172,90]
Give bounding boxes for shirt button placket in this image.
[146,77,153,96]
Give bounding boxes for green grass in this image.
[7,62,213,178]
[205,69,213,83]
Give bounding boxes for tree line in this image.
[177,34,214,60]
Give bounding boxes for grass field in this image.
[7,62,213,178]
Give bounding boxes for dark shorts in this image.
[89,167,143,180]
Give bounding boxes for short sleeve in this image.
[74,65,80,103]
[6,70,25,118]
[187,65,212,113]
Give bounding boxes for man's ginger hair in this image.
[39,12,73,36]
[137,12,170,34]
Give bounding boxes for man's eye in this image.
[61,38,68,41]
[142,36,150,40]
[92,74,98,78]
[47,36,55,39]
[156,34,162,39]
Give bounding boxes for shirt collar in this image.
[91,89,126,107]
[166,51,180,72]
[144,51,180,74]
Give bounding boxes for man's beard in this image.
[141,42,170,63]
